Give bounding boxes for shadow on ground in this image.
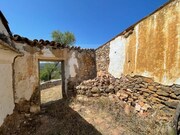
[0,99,102,135]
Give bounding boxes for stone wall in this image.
[96,0,180,85]
[96,43,110,73]
[66,50,96,96]
[40,79,61,90]
[76,72,180,110]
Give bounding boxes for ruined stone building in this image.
[0,0,179,128]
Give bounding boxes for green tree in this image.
[52,30,76,46]
[40,62,61,82]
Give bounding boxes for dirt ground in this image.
[41,85,62,104]
[0,86,173,135]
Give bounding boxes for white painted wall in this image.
[108,36,126,78]
[0,49,18,126]
[0,64,14,126]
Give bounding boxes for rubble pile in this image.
[76,72,180,113]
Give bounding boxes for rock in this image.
[141,104,151,111]
[164,101,179,109]
[78,90,86,95]
[86,90,92,97]
[151,97,162,103]
[143,92,149,97]
[138,95,147,103]
[138,101,145,107]
[141,83,148,88]
[92,93,100,97]
[138,88,154,94]
[136,77,143,83]
[157,96,168,101]
[156,90,169,96]
[173,88,180,96]
[127,85,134,89]
[134,84,140,88]
[153,93,158,97]
[91,87,100,93]
[143,77,153,83]
[128,98,134,102]
[135,103,141,112]
[30,105,40,113]
[119,93,129,100]
[132,96,138,100]
[153,82,160,86]
[170,93,177,99]
[114,86,119,93]
[177,95,180,100]
[133,93,140,97]
[148,85,157,91]
[160,86,171,93]
[108,84,114,90]
[116,91,121,97]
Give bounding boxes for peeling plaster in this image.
[67,52,79,78]
[41,48,56,57]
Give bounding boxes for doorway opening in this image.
[39,60,64,104]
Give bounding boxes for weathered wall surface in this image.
[0,45,19,126]
[96,0,180,85]
[66,50,96,96]
[14,42,96,105]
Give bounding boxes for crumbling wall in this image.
[96,0,180,85]
[66,50,96,96]
[13,42,96,111]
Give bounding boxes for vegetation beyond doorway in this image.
[40,61,61,82]
[39,61,63,104]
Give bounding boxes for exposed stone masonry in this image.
[95,43,110,73]
[67,51,96,96]
[76,71,180,112]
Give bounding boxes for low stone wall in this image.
[40,79,61,90]
[76,71,180,112]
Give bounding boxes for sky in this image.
[1,0,168,49]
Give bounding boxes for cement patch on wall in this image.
[108,36,126,78]
[67,52,79,78]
